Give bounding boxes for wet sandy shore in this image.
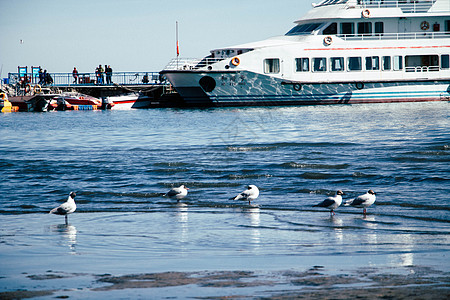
[1,265,448,299]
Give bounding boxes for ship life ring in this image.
[0,93,6,100]
[231,57,240,66]
[362,9,370,19]
[293,83,302,91]
[420,21,430,31]
[324,36,333,46]
[25,84,31,94]
[33,84,42,94]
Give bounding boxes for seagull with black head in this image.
[345,190,376,216]
[50,192,77,225]
[313,190,344,215]
[164,185,189,201]
[230,185,260,205]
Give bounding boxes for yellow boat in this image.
[1,93,18,112]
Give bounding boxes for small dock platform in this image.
[4,71,185,109]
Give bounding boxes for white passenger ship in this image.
[161,0,450,106]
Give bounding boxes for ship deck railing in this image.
[356,0,437,13]
[337,31,450,40]
[7,71,164,87]
[405,65,440,72]
[163,58,225,71]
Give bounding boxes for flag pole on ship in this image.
[176,21,179,69]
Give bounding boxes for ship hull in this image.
[162,70,450,107]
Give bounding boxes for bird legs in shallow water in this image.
[363,208,367,216]
[65,215,68,225]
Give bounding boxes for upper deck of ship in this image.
[284,0,450,43]
[296,0,449,23]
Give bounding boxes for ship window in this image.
[348,57,362,71]
[323,23,338,35]
[315,0,347,7]
[382,56,391,71]
[366,56,380,70]
[264,58,280,74]
[357,22,372,35]
[286,23,323,35]
[445,20,450,33]
[295,58,310,72]
[341,22,354,35]
[375,22,384,35]
[393,56,403,71]
[441,55,449,69]
[313,58,327,72]
[331,57,344,71]
[405,55,439,72]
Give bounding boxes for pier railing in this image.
[7,71,164,87]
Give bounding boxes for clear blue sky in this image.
[0,0,315,76]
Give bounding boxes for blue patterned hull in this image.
[162,70,450,107]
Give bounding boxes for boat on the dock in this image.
[161,0,450,106]
[8,95,56,112]
[0,93,17,112]
[56,92,102,107]
[104,92,153,110]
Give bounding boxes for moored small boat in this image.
[104,92,152,110]
[56,92,102,107]
[8,95,55,112]
[0,93,18,112]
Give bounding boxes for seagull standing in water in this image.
[313,190,344,215]
[164,185,189,201]
[230,185,260,205]
[345,190,376,216]
[49,192,77,225]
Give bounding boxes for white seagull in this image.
[313,190,344,215]
[230,185,260,205]
[345,190,376,215]
[164,185,189,200]
[49,192,77,224]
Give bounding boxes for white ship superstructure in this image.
[161,0,450,106]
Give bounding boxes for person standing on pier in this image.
[104,65,109,84]
[105,65,113,84]
[99,65,104,85]
[45,70,53,86]
[95,66,99,85]
[38,68,44,85]
[72,67,78,84]
[42,70,48,86]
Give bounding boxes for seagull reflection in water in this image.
[358,215,378,251]
[176,203,189,247]
[327,215,344,242]
[242,207,261,251]
[50,224,77,254]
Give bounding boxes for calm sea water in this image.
[0,102,449,291]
